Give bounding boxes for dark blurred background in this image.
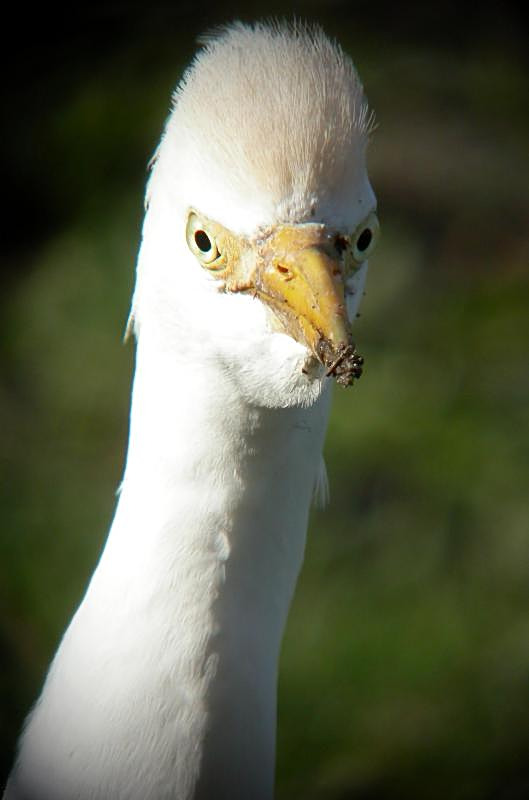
[2,1,528,797]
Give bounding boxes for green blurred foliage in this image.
[2,3,528,797]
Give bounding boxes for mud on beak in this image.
[254,224,364,386]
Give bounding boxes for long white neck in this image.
[8,324,331,800]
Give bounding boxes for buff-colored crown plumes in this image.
[151,21,374,226]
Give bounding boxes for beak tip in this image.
[317,339,364,387]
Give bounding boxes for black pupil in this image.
[356,228,372,252]
[195,230,212,253]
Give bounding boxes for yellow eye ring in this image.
[186,212,221,265]
[351,211,379,263]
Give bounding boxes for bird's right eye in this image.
[186,213,221,265]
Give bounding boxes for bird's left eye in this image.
[186,213,220,265]
[351,211,380,263]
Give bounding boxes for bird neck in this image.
[82,327,329,798]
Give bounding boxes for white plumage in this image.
[5,21,377,800]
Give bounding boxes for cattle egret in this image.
[5,21,378,800]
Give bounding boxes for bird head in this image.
[131,21,378,409]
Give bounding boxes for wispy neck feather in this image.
[7,325,331,800]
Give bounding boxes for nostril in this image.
[276,264,292,280]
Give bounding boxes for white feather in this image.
[313,456,330,509]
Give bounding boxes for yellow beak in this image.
[255,225,363,385]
